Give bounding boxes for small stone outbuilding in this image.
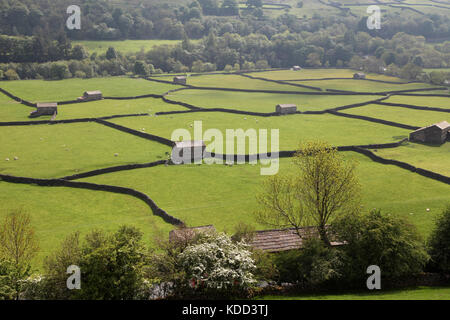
[353,72,366,79]
[171,140,206,164]
[78,90,103,102]
[276,104,297,115]
[29,103,58,118]
[409,121,450,145]
[173,76,187,85]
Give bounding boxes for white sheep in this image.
[5,158,10,161]
[14,156,19,160]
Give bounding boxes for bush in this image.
[274,238,341,287]
[4,69,20,80]
[24,227,150,300]
[178,233,256,298]
[74,71,86,78]
[332,210,429,286]
[0,259,15,300]
[149,231,256,299]
[428,206,450,273]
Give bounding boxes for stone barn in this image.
[173,76,187,85]
[249,227,344,253]
[78,90,103,101]
[171,140,206,164]
[29,103,58,118]
[409,121,450,145]
[169,225,216,244]
[353,72,366,79]
[293,66,302,71]
[276,104,297,115]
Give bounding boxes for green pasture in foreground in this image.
[110,111,409,152]
[0,77,178,102]
[73,40,184,54]
[376,143,450,177]
[81,152,450,237]
[345,104,449,127]
[0,181,173,268]
[0,122,171,178]
[258,286,450,300]
[167,89,377,112]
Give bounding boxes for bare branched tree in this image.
[256,141,361,246]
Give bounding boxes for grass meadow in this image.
[1,68,449,283]
[73,40,184,55]
[259,286,450,300]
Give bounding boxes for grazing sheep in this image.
[114,153,119,157]
[5,158,10,161]
[14,156,19,160]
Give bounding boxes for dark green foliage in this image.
[24,226,149,300]
[0,259,15,300]
[428,206,450,274]
[274,239,341,286]
[332,210,429,285]
[106,47,118,60]
[133,60,149,76]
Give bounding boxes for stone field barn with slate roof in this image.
[409,121,450,145]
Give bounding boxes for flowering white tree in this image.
[179,233,256,292]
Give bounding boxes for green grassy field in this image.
[0,77,177,102]
[79,153,450,237]
[167,89,378,112]
[109,112,409,152]
[0,123,171,178]
[258,286,450,300]
[73,40,185,55]
[386,95,450,109]
[345,104,449,127]
[0,68,449,279]
[376,143,450,177]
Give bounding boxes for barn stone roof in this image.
[36,102,57,108]
[250,227,343,253]
[413,121,450,132]
[277,104,297,108]
[84,90,102,95]
[435,121,450,130]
